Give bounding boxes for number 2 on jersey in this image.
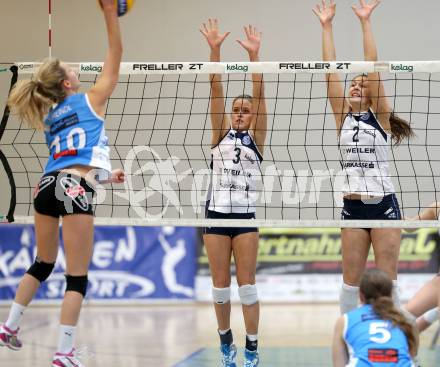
[352,126,359,143]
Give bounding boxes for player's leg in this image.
[51,213,93,367]
[370,228,401,306]
[1,183,59,350]
[340,228,371,314]
[405,276,440,320]
[232,230,259,367]
[416,308,438,332]
[203,232,236,366]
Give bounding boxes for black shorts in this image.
[341,193,402,221]
[33,171,95,217]
[204,210,258,238]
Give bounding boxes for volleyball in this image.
[98,0,135,17]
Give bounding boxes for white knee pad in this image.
[423,308,439,324]
[212,287,231,304]
[238,284,258,306]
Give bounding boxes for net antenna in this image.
[48,0,52,58]
[2,61,440,229]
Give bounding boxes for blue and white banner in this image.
[0,225,197,303]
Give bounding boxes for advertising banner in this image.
[0,225,197,304]
[196,228,440,302]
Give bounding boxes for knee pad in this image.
[26,257,55,282]
[65,275,88,297]
[212,287,231,304]
[423,308,439,324]
[238,284,258,306]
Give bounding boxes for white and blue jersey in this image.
[344,304,414,366]
[339,109,395,196]
[207,129,263,214]
[44,93,111,177]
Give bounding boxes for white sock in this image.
[401,307,417,324]
[57,325,76,354]
[422,308,439,324]
[4,302,26,331]
[392,280,401,308]
[218,329,231,335]
[247,334,258,341]
[340,283,359,314]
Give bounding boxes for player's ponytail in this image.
[8,58,67,130]
[360,269,418,357]
[389,112,414,145]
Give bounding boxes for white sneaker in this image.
[52,348,85,367]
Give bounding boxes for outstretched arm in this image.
[408,202,440,221]
[313,0,348,132]
[353,0,391,129]
[237,25,267,154]
[87,0,123,117]
[332,315,349,367]
[200,18,231,146]
[404,201,440,232]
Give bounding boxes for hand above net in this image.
[351,0,381,22]
[312,0,336,27]
[236,25,262,61]
[199,18,230,51]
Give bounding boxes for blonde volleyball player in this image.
[0,1,125,366]
[403,202,440,332]
[313,0,414,314]
[200,19,267,367]
[332,269,418,367]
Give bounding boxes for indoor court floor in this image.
[0,304,439,367]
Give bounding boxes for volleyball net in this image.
[1,61,439,228]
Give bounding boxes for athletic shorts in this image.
[341,193,401,221]
[204,209,258,238]
[33,171,95,217]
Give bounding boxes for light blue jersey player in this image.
[2,2,125,366]
[332,269,417,367]
[343,304,414,366]
[44,93,111,179]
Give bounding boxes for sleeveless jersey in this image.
[339,110,394,196]
[344,304,414,367]
[207,129,263,213]
[44,93,111,178]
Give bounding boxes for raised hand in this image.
[237,25,262,59]
[351,0,381,21]
[200,18,230,50]
[312,0,337,26]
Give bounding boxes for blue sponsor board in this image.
[0,225,197,302]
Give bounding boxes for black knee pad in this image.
[65,275,88,297]
[26,257,55,282]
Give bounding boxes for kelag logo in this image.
[226,63,249,73]
[80,63,103,73]
[390,63,414,72]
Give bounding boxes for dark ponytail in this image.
[390,112,415,145]
[360,269,418,357]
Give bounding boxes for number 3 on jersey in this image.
[233,147,241,164]
[369,322,391,344]
[50,127,86,154]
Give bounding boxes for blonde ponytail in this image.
[8,59,67,130]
